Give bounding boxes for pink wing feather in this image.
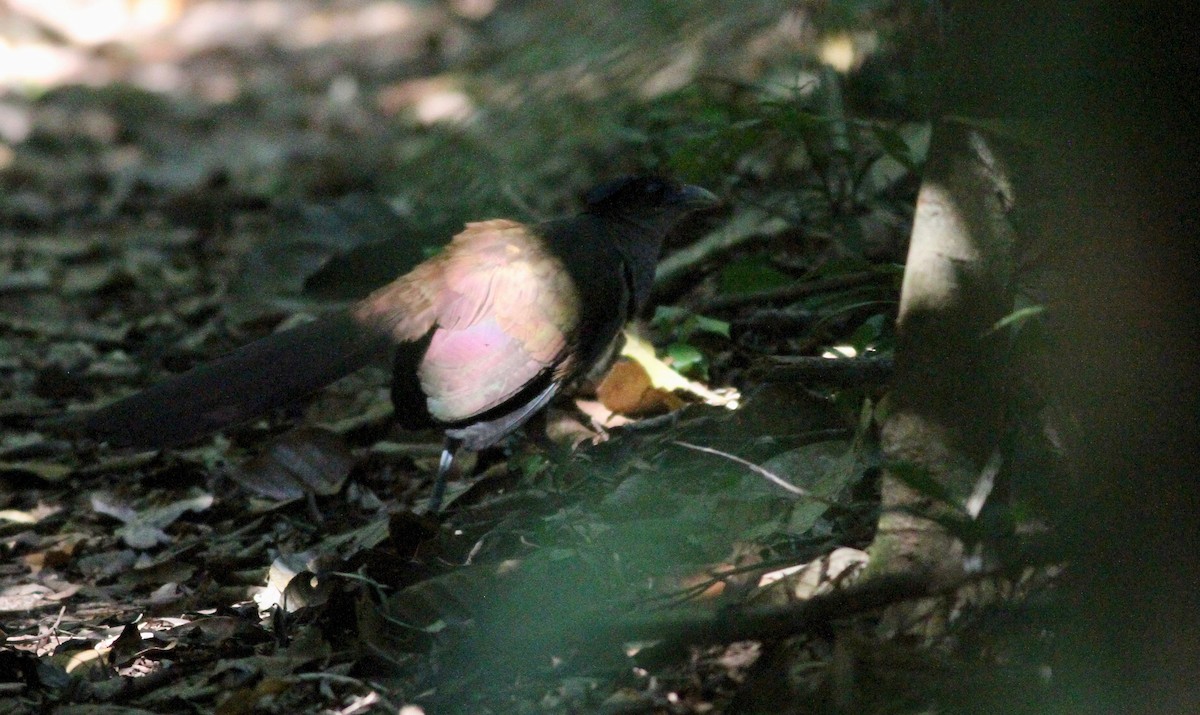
[354,220,579,422]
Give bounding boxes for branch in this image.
[655,209,789,289]
[582,563,1057,653]
[757,356,894,386]
[582,573,934,649]
[700,271,883,312]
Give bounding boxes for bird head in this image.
[580,176,717,313]
[583,175,719,227]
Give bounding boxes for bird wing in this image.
[355,220,580,423]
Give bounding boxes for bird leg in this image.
[428,436,462,513]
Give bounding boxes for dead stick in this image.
[757,356,894,386]
[700,272,883,312]
[583,573,933,648]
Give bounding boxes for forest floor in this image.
[0,2,946,713]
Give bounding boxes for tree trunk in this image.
[869,121,1015,583]
[877,2,1200,712]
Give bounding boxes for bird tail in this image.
[76,311,391,449]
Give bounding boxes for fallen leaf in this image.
[91,491,215,549]
[233,427,354,500]
[618,332,739,408]
[596,359,684,416]
[752,547,869,604]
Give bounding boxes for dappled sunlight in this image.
[447,0,497,21]
[171,0,300,50]
[822,344,859,358]
[272,0,427,49]
[818,31,880,73]
[6,0,432,52]
[819,34,857,73]
[0,0,889,136]
[0,38,89,88]
[7,0,182,46]
[376,76,476,125]
[638,46,701,98]
[0,0,442,93]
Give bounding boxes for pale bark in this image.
[868,121,1016,583]
[877,2,1199,713]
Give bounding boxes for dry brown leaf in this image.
[596,359,685,417]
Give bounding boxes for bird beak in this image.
[673,184,720,209]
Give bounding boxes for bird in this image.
[78,176,718,511]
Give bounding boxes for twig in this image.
[700,271,882,312]
[648,552,839,609]
[673,440,835,504]
[104,660,206,702]
[586,565,1048,650]
[756,356,894,386]
[586,573,934,648]
[655,209,789,288]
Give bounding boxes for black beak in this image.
[672,184,720,210]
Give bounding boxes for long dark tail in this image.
[80,311,391,449]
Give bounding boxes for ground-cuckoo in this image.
[79,176,718,510]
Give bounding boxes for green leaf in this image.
[985,305,1047,336]
[651,306,731,343]
[651,305,687,327]
[870,124,919,173]
[692,314,731,338]
[665,343,705,376]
